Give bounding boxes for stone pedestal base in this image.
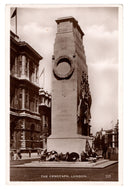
[47,136,93,154]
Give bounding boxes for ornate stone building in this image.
[94,121,119,160]
[39,88,51,149]
[10,31,51,152]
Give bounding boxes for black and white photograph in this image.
[7,4,122,183]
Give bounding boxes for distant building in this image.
[39,88,51,149]
[94,120,119,160]
[10,31,51,152]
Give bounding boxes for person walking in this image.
[10,151,14,160]
[29,150,31,158]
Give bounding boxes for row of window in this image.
[40,96,51,107]
[10,88,39,113]
[10,55,39,84]
[25,131,40,140]
[10,88,22,109]
[25,89,39,112]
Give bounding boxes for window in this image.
[14,88,18,108]
[15,57,18,76]
[25,61,28,76]
[46,116,48,127]
[30,96,34,112]
[29,62,34,83]
[10,54,15,76]
[36,67,38,81]
[42,115,45,128]
[18,88,22,109]
[35,98,38,113]
[25,90,29,109]
[17,55,22,77]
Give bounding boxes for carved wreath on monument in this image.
[53,56,74,79]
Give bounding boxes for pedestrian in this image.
[17,151,22,159]
[10,151,14,160]
[14,151,18,160]
[108,145,111,159]
[37,149,40,156]
[102,144,107,159]
[29,150,31,158]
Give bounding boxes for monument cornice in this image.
[55,16,84,37]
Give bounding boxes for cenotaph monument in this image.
[47,17,93,154]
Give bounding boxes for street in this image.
[10,163,118,181]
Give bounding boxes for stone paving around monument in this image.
[10,158,118,169]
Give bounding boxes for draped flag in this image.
[39,68,45,88]
[39,67,45,78]
[11,8,17,34]
[11,8,17,18]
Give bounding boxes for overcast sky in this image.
[10,6,119,134]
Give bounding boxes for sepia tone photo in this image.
[8,5,122,183]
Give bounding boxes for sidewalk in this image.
[10,153,40,165]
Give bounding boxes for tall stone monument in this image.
[47,17,92,154]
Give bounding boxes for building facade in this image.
[39,88,51,149]
[10,31,51,152]
[94,120,119,160]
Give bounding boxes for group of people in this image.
[10,150,22,160]
[10,149,41,160]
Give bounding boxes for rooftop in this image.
[10,30,43,61]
